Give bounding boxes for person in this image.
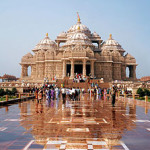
[111,86,116,107]
[72,87,75,100]
[51,87,55,100]
[107,88,110,100]
[76,87,80,100]
[61,86,66,103]
[55,87,59,100]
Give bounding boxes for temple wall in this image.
[112,63,121,80]
[94,62,112,82]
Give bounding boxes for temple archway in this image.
[28,66,31,76]
[74,64,83,74]
[126,67,129,78]
[126,65,134,79]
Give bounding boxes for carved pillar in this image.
[21,65,25,78]
[62,60,66,78]
[70,59,74,79]
[91,60,94,78]
[121,65,126,80]
[133,65,136,80]
[23,65,28,76]
[83,59,86,77]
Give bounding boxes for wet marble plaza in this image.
[0,94,150,150]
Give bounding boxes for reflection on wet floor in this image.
[0,94,150,150]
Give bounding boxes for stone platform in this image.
[0,94,150,150]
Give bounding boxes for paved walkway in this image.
[0,94,150,150]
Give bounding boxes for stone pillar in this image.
[21,65,28,77]
[83,59,86,77]
[70,59,74,79]
[133,65,136,80]
[62,60,66,78]
[24,65,28,76]
[21,65,24,78]
[91,60,95,78]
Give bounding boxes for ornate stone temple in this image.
[20,15,137,82]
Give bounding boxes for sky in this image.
[0,0,150,79]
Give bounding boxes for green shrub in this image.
[5,89,12,95]
[137,88,150,97]
[12,88,17,95]
[0,88,5,96]
[144,89,150,96]
[137,88,145,97]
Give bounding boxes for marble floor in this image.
[0,94,150,150]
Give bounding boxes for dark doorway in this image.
[67,64,71,76]
[86,64,91,76]
[74,64,83,74]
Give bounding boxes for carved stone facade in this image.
[20,16,137,82]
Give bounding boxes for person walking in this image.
[55,87,59,100]
[61,86,66,103]
[111,86,116,107]
[51,88,55,100]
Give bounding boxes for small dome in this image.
[63,29,93,47]
[101,34,125,53]
[92,32,100,37]
[32,33,57,52]
[58,32,67,37]
[21,53,33,62]
[23,53,33,58]
[104,34,120,46]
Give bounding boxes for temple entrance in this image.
[74,64,83,74]
[86,64,90,76]
[67,64,71,76]
[28,66,31,76]
[126,65,133,78]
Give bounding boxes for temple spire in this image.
[77,12,80,23]
[109,34,112,39]
[46,33,48,37]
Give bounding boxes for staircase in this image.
[56,78,110,91]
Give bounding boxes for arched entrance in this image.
[28,66,31,76]
[126,67,129,78]
[86,61,91,76]
[74,64,83,74]
[126,65,134,78]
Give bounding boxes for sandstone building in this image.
[20,15,137,82]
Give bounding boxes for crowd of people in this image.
[73,73,87,83]
[33,83,120,108]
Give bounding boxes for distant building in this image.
[140,76,150,82]
[0,74,18,82]
[20,15,137,82]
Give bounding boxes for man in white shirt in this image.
[61,87,66,102]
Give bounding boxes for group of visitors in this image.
[88,86,118,107]
[34,82,119,107]
[73,73,87,83]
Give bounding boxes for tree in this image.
[0,89,5,96]
[137,88,145,97]
[5,89,12,96]
[12,88,17,96]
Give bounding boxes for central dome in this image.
[63,29,93,47]
[67,14,91,36]
[68,22,91,34]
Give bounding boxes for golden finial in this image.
[77,25,80,30]
[46,33,48,37]
[109,34,112,39]
[77,12,80,22]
